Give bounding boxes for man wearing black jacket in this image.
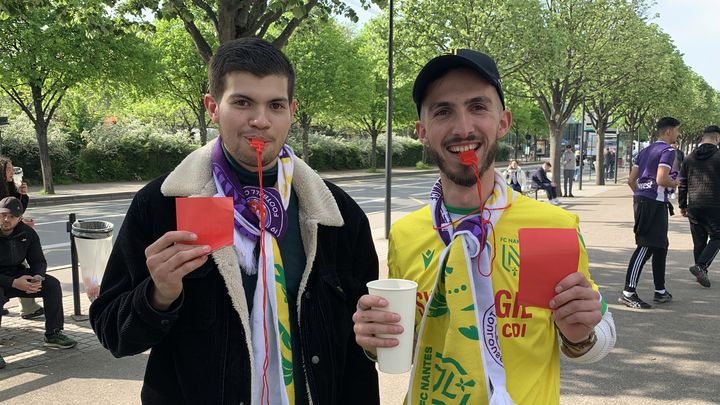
[89,38,379,404]
[532,162,560,205]
[679,125,720,288]
[0,197,76,369]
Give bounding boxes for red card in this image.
[176,197,234,252]
[517,228,580,309]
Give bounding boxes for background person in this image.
[0,156,44,319]
[502,159,526,193]
[678,125,720,288]
[532,161,560,205]
[0,196,77,369]
[620,117,680,309]
[561,144,576,197]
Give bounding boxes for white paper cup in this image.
[12,167,23,187]
[366,278,418,374]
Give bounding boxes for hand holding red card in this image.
[176,197,234,252]
[517,228,580,309]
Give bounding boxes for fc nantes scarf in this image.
[408,172,515,405]
[211,139,295,405]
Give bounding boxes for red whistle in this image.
[249,138,266,152]
[459,150,478,166]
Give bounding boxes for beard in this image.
[427,136,498,187]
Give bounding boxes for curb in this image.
[28,170,439,206]
[30,191,138,207]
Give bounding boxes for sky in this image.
[344,0,720,92]
[650,0,720,91]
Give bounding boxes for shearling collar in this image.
[160,138,344,227]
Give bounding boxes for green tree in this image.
[610,22,682,154]
[513,0,640,185]
[122,0,379,61]
[353,16,415,170]
[581,3,657,184]
[0,0,152,193]
[151,18,216,144]
[506,94,547,161]
[285,18,361,164]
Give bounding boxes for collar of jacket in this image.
[159,138,344,399]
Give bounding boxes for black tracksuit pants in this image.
[688,208,720,270]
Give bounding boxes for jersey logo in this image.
[431,352,475,402]
[499,237,520,277]
[422,249,435,271]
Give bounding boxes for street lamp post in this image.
[384,0,394,239]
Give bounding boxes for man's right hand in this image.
[352,294,404,356]
[145,231,210,311]
[12,275,42,294]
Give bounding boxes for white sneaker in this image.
[550,199,561,205]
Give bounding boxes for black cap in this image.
[703,125,720,134]
[412,49,505,117]
[0,196,23,216]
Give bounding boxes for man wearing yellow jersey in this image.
[352,49,616,404]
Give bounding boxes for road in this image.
[31,173,440,269]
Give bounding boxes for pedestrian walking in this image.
[678,125,720,288]
[620,117,680,309]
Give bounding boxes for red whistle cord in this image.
[250,139,271,405]
[433,149,510,277]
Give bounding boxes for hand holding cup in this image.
[354,279,418,373]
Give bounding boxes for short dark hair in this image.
[543,161,552,167]
[703,125,720,135]
[208,37,295,100]
[656,116,680,133]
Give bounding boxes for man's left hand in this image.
[549,272,601,343]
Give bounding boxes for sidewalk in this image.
[4,170,717,404]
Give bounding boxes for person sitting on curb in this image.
[0,197,76,369]
[0,156,43,319]
[532,161,561,205]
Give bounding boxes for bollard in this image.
[67,213,82,318]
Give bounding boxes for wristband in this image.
[560,330,597,353]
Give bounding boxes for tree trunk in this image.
[548,123,562,191]
[370,130,378,170]
[595,127,606,186]
[35,120,54,194]
[299,112,311,165]
[196,98,208,145]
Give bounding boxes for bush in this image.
[495,141,513,162]
[416,161,431,170]
[287,131,424,171]
[76,120,199,182]
[0,115,73,184]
